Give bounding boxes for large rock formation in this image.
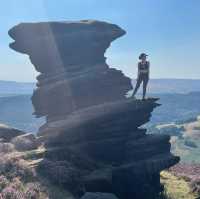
[9,20,179,199]
[9,20,130,120]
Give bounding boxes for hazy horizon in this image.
[1,78,200,84]
[0,78,200,85]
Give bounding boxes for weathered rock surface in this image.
[81,192,119,199]
[0,124,25,142]
[11,133,39,151]
[9,20,131,120]
[9,20,179,199]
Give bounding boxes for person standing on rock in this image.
[132,53,150,100]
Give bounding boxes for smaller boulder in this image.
[81,193,119,199]
[11,133,39,151]
[0,124,25,142]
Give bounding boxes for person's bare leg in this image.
[132,77,142,97]
[142,78,149,100]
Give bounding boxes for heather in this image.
[0,145,74,199]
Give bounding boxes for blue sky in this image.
[0,0,200,82]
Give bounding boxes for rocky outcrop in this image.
[0,123,39,152]
[0,124,25,142]
[11,133,39,151]
[9,20,179,199]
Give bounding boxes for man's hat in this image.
[139,53,148,60]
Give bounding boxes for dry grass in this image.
[161,171,199,199]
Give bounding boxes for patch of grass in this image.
[160,171,198,199]
[174,140,200,164]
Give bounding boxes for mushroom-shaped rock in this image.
[9,20,179,199]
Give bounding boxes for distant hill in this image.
[150,116,200,164]
[0,79,200,96]
[0,80,35,96]
[0,95,44,133]
[151,92,200,125]
[0,79,199,133]
[0,92,199,134]
[132,79,200,94]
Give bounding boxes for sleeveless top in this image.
[138,61,149,74]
